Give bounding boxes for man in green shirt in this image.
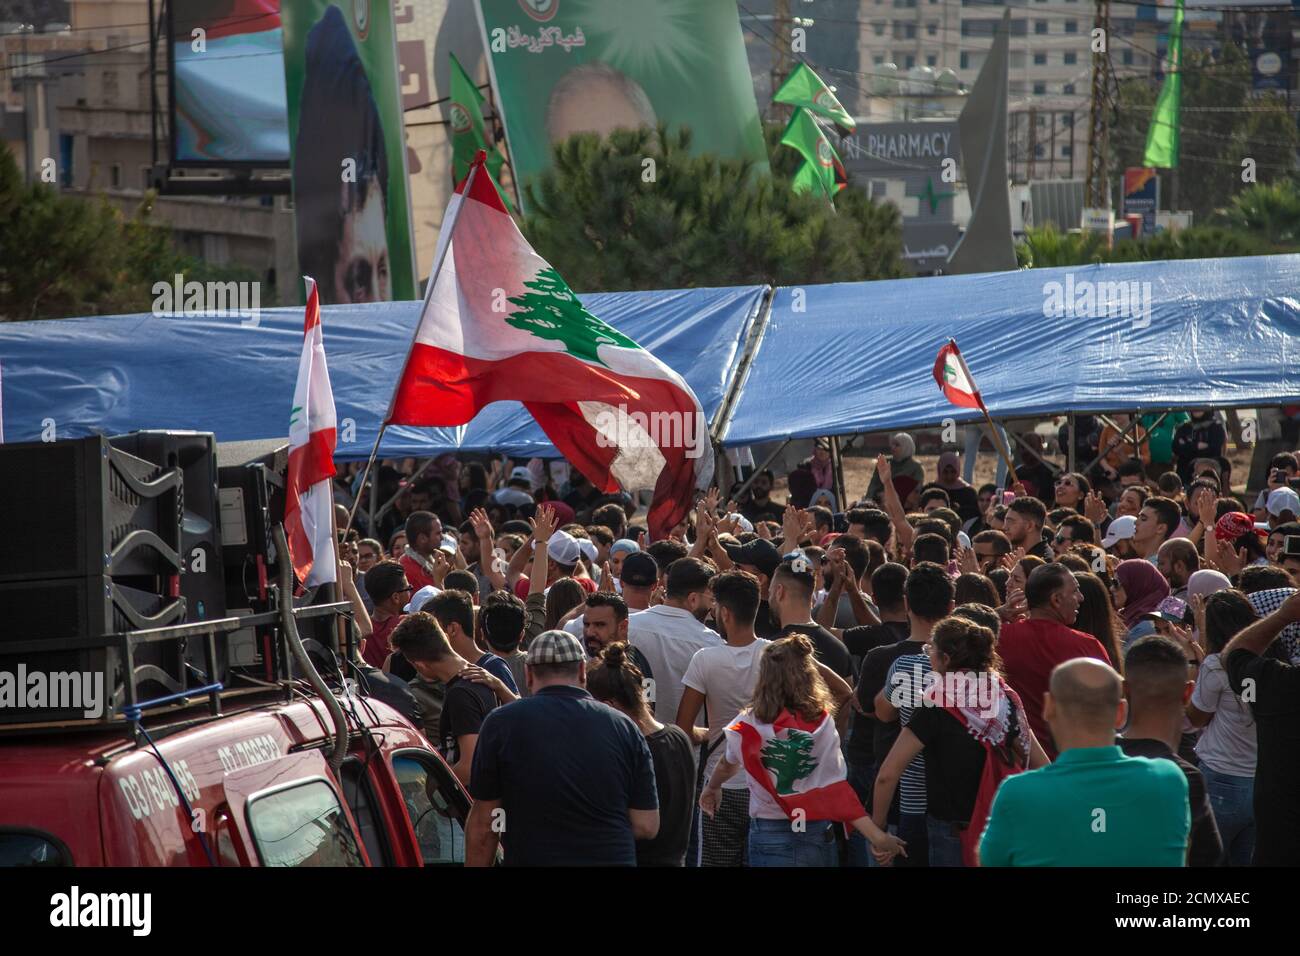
[979,658,1190,866]
[1142,412,1189,481]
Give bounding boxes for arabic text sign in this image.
[475,0,768,215]
[902,223,963,273]
[842,121,961,274]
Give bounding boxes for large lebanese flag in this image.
[933,338,985,411]
[725,709,866,824]
[285,277,338,587]
[388,150,713,540]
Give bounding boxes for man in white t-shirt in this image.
[677,569,768,867]
[628,557,720,728]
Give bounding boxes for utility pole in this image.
[772,0,792,122]
[1027,108,1037,182]
[1084,0,1112,209]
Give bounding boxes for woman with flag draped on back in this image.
[699,635,907,867]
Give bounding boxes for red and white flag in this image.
[387,150,713,540]
[933,339,985,411]
[285,277,338,586]
[725,709,866,824]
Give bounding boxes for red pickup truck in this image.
[0,687,470,868]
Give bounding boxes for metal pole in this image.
[731,439,792,507]
[343,425,386,536]
[829,436,847,511]
[148,0,159,169]
[1068,413,1076,473]
[368,459,380,543]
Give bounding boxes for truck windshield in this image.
[247,780,365,867]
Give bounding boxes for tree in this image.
[1219,179,1300,248]
[1017,222,1271,269]
[520,124,904,292]
[0,142,268,321]
[1108,225,1268,262]
[1017,225,1111,268]
[1111,44,1298,222]
[760,730,817,794]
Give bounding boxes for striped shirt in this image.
[886,652,931,816]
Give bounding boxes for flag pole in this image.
[327,477,350,656]
[343,427,385,537]
[950,338,1018,485]
[980,405,1018,486]
[345,154,486,538]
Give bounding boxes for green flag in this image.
[774,63,856,133]
[1142,0,1184,168]
[780,108,845,201]
[447,53,511,210]
[791,160,819,195]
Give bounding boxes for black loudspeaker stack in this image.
[0,435,188,723]
[109,430,230,685]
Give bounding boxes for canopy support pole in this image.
[731,439,792,506]
[344,424,387,538]
[830,436,847,511]
[1067,413,1076,474]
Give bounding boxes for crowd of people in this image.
[320,415,1300,867]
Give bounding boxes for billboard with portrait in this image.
[280,0,417,304]
[474,0,767,215]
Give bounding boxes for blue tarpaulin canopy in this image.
[720,254,1300,446]
[0,285,766,460]
[4,254,1299,460]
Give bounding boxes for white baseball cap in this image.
[547,530,583,566]
[403,584,440,614]
[1267,487,1300,517]
[1100,515,1137,549]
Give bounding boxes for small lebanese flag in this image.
[933,339,985,411]
[387,150,713,540]
[726,709,866,824]
[285,277,338,586]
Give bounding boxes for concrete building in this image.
[1,0,295,306]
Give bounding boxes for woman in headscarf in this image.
[866,433,925,507]
[810,439,834,492]
[933,451,980,524]
[1111,558,1171,648]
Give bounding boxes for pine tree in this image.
[520,124,903,292]
[761,730,818,794]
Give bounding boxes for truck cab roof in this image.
[0,687,469,867]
